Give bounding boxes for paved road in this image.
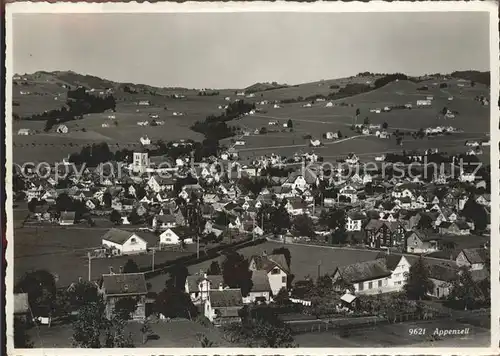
[237,135,363,152]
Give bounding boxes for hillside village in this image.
[12,71,492,348]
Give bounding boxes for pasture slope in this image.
[12,71,489,165]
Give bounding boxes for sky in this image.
[12,12,490,89]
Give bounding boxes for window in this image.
[282,276,286,284]
[368,282,373,289]
[271,268,280,275]
[378,280,382,287]
[358,282,364,291]
[130,238,136,244]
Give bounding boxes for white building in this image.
[416,100,432,106]
[140,135,151,146]
[17,128,32,135]
[132,150,149,173]
[101,228,149,255]
[185,274,224,305]
[249,254,290,296]
[159,227,194,245]
[56,124,69,134]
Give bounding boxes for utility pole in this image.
[152,249,155,272]
[87,252,92,281]
[317,260,322,279]
[197,235,200,259]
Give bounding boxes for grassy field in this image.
[293,317,490,347]
[12,74,490,165]
[27,318,235,348]
[147,241,380,292]
[13,223,194,288]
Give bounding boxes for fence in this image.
[143,237,267,279]
[288,310,454,335]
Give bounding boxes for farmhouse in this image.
[100,273,147,320]
[59,211,76,225]
[159,227,194,245]
[14,293,30,323]
[346,211,365,231]
[325,131,338,140]
[249,253,290,295]
[234,140,246,146]
[416,100,432,106]
[438,221,471,235]
[405,231,440,254]
[303,103,312,108]
[56,124,69,134]
[138,100,151,106]
[204,288,243,325]
[455,248,489,271]
[17,128,33,135]
[325,102,334,107]
[101,228,149,255]
[244,270,272,304]
[140,135,151,146]
[185,274,224,305]
[310,139,322,147]
[332,259,392,295]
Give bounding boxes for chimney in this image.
[109,266,114,274]
[219,283,223,291]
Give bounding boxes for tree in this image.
[55,193,74,212]
[274,287,290,304]
[114,297,138,321]
[286,119,293,129]
[403,257,433,300]
[207,261,222,275]
[461,196,488,231]
[165,264,189,290]
[197,333,215,347]
[292,214,315,237]
[103,192,112,208]
[292,278,315,299]
[123,259,140,274]
[72,300,108,348]
[140,319,152,344]
[363,117,370,125]
[448,267,487,310]
[417,214,433,230]
[110,209,122,225]
[14,318,33,348]
[66,280,100,310]
[271,247,291,270]
[28,198,39,213]
[154,285,198,319]
[128,209,141,225]
[337,130,343,138]
[382,122,388,130]
[270,202,291,234]
[320,209,346,231]
[221,252,253,297]
[15,270,56,318]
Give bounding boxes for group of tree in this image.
[54,192,88,220]
[461,195,488,232]
[237,176,270,197]
[373,73,408,89]
[223,318,296,348]
[198,90,220,96]
[35,87,117,131]
[191,100,255,141]
[256,201,291,235]
[221,251,253,297]
[68,142,115,167]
